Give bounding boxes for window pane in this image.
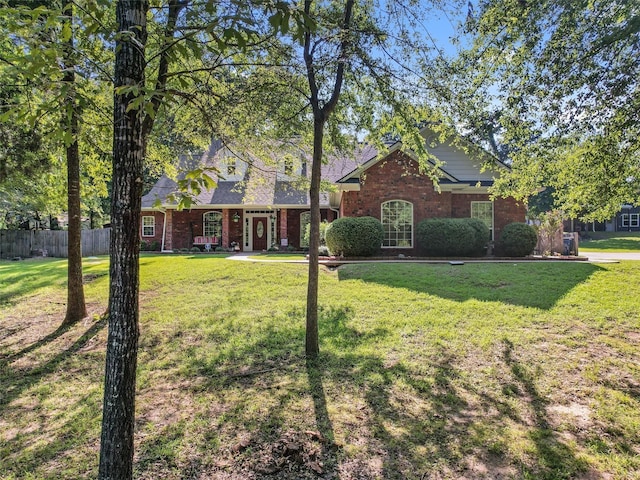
[142,216,154,236]
[381,200,413,247]
[203,212,222,238]
[471,202,494,240]
[622,214,629,227]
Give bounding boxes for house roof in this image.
[142,141,374,209]
[336,127,507,185]
[142,130,507,210]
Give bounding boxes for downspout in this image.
[160,209,167,252]
[329,207,340,219]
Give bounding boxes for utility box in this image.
[562,232,579,256]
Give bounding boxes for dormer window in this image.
[227,158,237,176]
[284,157,294,176]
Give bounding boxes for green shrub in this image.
[318,245,330,256]
[464,218,491,256]
[303,220,330,247]
[498,222,538,257]
[190,247,201,253]
[325,216,383,257]
[416,218,477,256]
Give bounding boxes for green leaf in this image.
[60,21,72,42]
[143,101,156,119]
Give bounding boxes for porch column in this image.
[164,209,173,251]
[222,209,230,248]
[279,208,287,245]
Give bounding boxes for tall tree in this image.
[98,1,306,476]
[98,1,149,476]
[0,1,114,323]
[303,0,354,358]
[450,0,640,220]
[266,0,463,358]
[60,0,87,324]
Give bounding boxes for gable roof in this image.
[336,127,508,186]
[142,129,508,209]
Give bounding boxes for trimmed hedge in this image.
[325,216,383,257]
[466,218,491,256]
[498,222,538,257]
[416,218,477,256]
[415,218,490,257]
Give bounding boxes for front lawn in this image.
[579,231,640,252]
[1,255,639,479]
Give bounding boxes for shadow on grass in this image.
[127,302,593,479]
[337,262,603,310]
[0,259,67,306]
[0,317,107,478]
[501,338,589,479]
[0,323,73,364]
[0,317,107,412]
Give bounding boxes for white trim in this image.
[161,210,167,251]
[142,215,155,237]
[203,210,223,238]
[300,211,311,248]
[243,210,276,251]
[381,199,413,249]
[439,184,491,193]
[471,201,494,241]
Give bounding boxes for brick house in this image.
[141,131,526,253]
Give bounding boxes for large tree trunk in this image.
[61,0,87,326]
[98,1,148,478]
[305,115,325,358]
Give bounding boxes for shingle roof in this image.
[142,140,374,209]
[141,132,501,210]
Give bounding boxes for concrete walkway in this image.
[582,251,640,262]
[228,251,640,264]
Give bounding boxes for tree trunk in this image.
[303,0,354,359]
[305,115,325,358]
[98,1,148,478]
[61,0,87,326]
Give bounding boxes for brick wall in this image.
[493,197,527,241]
[159,209,244,251]
[339,150,526,254]
[170,210,204,250]
[140,211,164,250]
[227,209,243,249]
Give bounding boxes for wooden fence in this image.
[0,228,110,258]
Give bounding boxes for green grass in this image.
[2,255,640,479]
[579,231,640,252]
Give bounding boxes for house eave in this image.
[438,183,493,194]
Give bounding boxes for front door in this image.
[252,217,268,251]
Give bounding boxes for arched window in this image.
[203,211,222,238]
[300,211,311,248]
[381,200,413,248]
